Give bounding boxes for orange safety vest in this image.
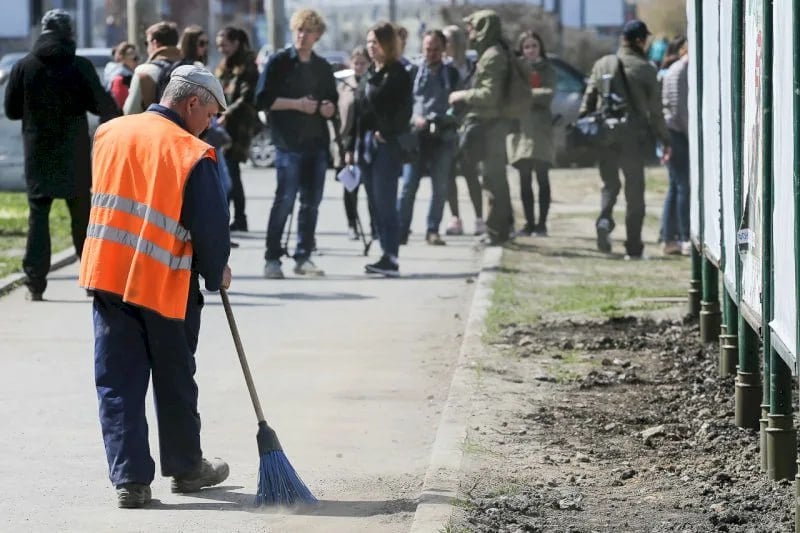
[79,112,216,320]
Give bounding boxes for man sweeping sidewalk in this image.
[79,65,232,508]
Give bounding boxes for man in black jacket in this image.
[4,9,120,300]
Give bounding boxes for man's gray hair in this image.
[161,79,217,106]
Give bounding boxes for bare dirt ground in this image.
[448,167,793,533]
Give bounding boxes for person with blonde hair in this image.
[256,8,337,279]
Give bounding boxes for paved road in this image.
[0,166,482,532]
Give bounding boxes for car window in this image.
[553,63,584,93]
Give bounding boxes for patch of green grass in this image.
[484,271,541,342]
[542,281,683,318]
[0,192,73,278]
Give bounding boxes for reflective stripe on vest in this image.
[86,223,193,270]
[91,192,190,243]
[79,111,216,320]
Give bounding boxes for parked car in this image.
[0,52,26,85]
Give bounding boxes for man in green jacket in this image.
[449,10,513,245]
[580,20,671,259]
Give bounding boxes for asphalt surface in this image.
[0,165,482,532]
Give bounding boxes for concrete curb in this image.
[409,245,503,532]
[0,248,77,297]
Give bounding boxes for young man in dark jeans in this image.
[255,8,337,279]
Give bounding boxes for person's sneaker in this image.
[171,457,229,494]
[445,217,464,236]
[681,241,692,256]
[534,223,548,237]
[365,255,400,277]
[624,253,649,261]
[263,260,284,279]
[662,241,682,255]
[229,218,248,232]
[294,259,325,276]
[347,227,359,241]
[514,224,536,238]
[116,483,152,508]
[426,232,446,246]
[25,290,43,302]
[596,220,612,253]
[474,218,487,236]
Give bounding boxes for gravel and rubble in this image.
[454,316,794,533]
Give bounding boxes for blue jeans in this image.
[660,130,690,242]
[361,139,403,258]
[265,147,328,261]
[397,135,456,237]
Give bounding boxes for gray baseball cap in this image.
[169,65,227,111]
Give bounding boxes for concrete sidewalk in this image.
[0,166,484,532]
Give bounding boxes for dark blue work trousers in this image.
[93,279,204,487]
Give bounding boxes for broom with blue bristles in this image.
[220,288,317,506]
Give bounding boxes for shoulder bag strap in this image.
[616,57,641,117]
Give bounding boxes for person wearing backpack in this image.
[397,29,461,246]
[448,10,516,246]
[123,22,182,115]
[580,20,671,259]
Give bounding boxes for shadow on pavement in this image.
[155,484,424,517]
[224,290,373,302]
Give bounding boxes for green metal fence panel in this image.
[740,0,766,328]
[770,0,797,371]
[702,0,723,264]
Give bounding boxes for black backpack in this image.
[150,58,193,102]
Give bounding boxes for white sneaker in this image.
[263,260,284,279]
[474,218,487,236]
[681,241,692,256]
[294,259,325,276]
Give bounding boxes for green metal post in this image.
[700,257,721,342]
[689,0,704,320]
[792,0,800,526]
[767,351,796,480]
[719,288,739,377]
[689,245,702,317]
[736,317,762,430]
[731,0,761,431]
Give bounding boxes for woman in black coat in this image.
[215,26,259,232]
[4,9,119,300]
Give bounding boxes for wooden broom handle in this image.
[220,288,266,424]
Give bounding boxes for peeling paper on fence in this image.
[740,0,764,321]
[770,0,797,361]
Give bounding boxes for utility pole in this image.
[266,0,286,52]
[127,0,157,53]
[389,0,397,22]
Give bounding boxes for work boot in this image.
[25,290,43,302]
[116,483,152,509]
[171,458,229,494]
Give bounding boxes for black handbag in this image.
[395,130,419,163]
[567,59,631,152]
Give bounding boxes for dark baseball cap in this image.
[41,9,74,38]
[622,20,651,41]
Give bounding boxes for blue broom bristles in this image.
[255,450,317,506]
